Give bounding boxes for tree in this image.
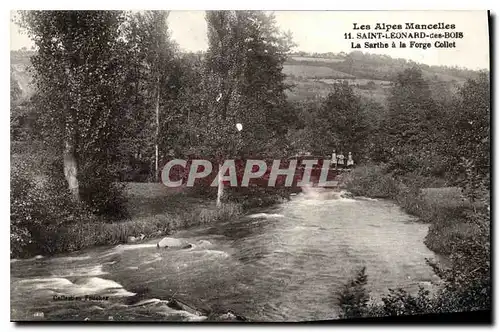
[157,52,204,157]
[311,82,368,157]
[336,267,369,319]
[139,11,173,182]
[450,72,490,201]
[199,11,246,207]
[19,11,128,213]
[196,11,294,206]
[380,67,442,175]
[119,11,175,182]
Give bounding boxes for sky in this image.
[10,10,490,70]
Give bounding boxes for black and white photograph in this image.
[9,10,491,323]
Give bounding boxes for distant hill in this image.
[282,64,354,79]
[286,51,482,81]
[283,51,485,103]
[11,49,486,105]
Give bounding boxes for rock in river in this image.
[157,237,189,249]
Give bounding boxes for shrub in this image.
[10,154,131,257]
[80,176,129,220]
[45,159,129,220]
[424,207,472,255]
[336,266,490,319]
[343,164,401,199]
[366,287,436,317]
[394,183,427,218]
[336,267,370,319]
[10,160,98,257]
[196,203,243,224]
[336,270,440,319]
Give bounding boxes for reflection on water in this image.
[11,191,440,322]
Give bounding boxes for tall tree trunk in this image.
[216,163,224,208]
[63,120,80,202]
[64,66,80,201]
[155,78,160,182]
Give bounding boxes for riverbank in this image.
[11,182,291,259]
[341,165,487,256]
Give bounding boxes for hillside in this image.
[283,51,483,104]
[11,49,484,105]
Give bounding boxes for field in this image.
[285,78,333,100]
[285,76,390,104]
[319,78,392,86]
[282,64,354,79]
[421,69,465,83]
[124,182,211,218]
[290,56,344,63]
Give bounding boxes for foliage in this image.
[363,286,437,318]
[450,72,490,201]
[10,72,22,101]
[18,10,130,214]
[336,267,370,319]
[117,11,179,181]
[10,158,97,257]
[343,164,401,199]
[311,82,368,156]
[376,68,441,173]
[337,256,490,319]
[193,11,295,160]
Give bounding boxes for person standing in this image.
[347,152,354,169]
[337,152,345,169]
[331,150,337,169]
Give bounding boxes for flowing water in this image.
[11,190,441,322]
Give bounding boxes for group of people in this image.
[331,150,354,169]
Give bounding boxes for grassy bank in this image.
[342,165,486,256]
[11,181,289,258]
[34,187,243,256]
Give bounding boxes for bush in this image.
[45,159,129,220]
[343,164,401,199]
[10,160,98,257]
[336,264,490,319]
[11,155,130,257]
[196,203,243,224]
[336,267,370,319]
[424,207,474,255]
[80,176,129,220]
[366,287,436,317]
[394,183,427,218]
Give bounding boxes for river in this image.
[11,190,441,322]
